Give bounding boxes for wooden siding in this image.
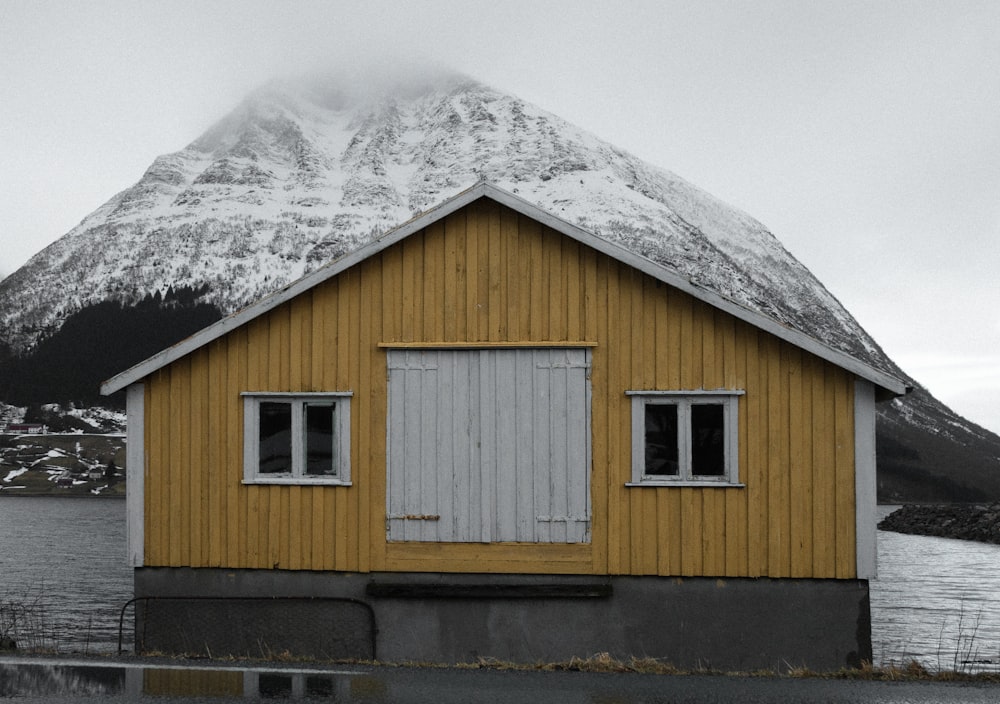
[142,198,858,578]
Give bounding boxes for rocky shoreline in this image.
[879,503,1000,545]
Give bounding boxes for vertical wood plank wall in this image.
[143,198,857,578]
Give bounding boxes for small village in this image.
[0,431,125,497]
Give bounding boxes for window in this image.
[627,391,743,486]
[242,393,352,485]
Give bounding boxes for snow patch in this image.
[3,467,28,482]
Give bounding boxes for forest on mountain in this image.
[0,286,220,407]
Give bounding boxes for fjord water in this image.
[1,497,999,669]
[0,496,132,652]
[872,506,1000,670]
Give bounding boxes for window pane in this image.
[257,674,293,697]
[305,676,336,695]
[645,404,679,475]
[691,404,725,476]
[305,403,336,476]
[259,402,292,474]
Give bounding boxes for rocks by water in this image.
[879,503,1000,545]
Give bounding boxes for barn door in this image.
[386,348,591,543]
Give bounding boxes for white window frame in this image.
[626,390,744,487]
[242,392,352,485]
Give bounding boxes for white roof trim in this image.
[101,182,908,396]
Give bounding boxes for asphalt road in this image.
[1,656,998,703]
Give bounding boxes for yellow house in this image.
[102,182,906,669]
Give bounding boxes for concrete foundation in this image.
[132,568,871,671]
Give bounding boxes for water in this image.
[0,496,132,653]
[1,498,999,670]
[871,505,1000,671]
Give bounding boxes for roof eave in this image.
[101,180,908,398]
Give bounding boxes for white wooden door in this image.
[386,348,591,543]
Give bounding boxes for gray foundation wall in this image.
[132,568,871,672]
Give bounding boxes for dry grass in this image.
[447,652,1000,682]
[0,593,58,653]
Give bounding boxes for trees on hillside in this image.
[0,286,221,407]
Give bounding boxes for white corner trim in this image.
[126,383,145,568]
[854,379,877,579]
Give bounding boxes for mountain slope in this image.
[877,384,1000,501]
[1,71,997,499]
[0,74,887,369]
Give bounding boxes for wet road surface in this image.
[1,656,998,703]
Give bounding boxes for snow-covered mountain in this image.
[0,72,886,370]
[1,71,997,499]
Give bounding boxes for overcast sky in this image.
[1,0,997,435]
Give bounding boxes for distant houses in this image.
[0,432,125,495]
[0,423,47,435]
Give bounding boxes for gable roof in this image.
[101,182,908,397]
